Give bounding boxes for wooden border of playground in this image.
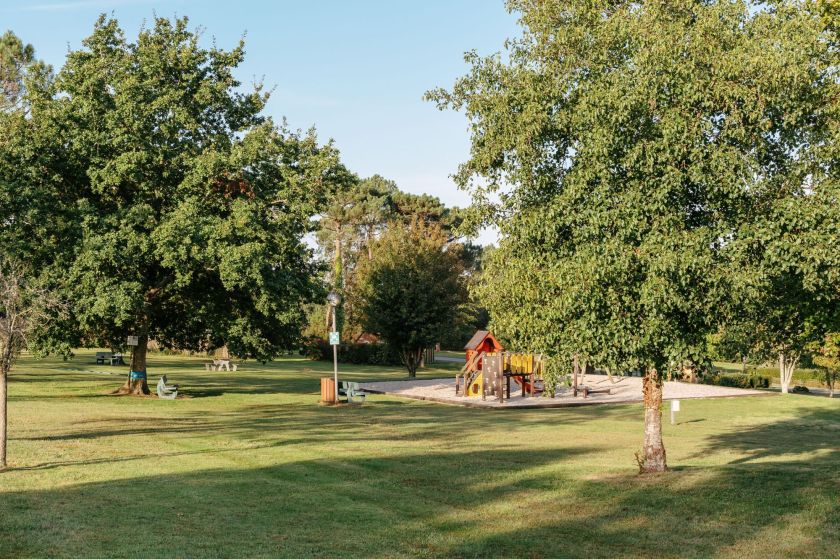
[360,384,639,409]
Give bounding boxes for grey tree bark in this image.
[639,368,667,473]
[778,351,799,394]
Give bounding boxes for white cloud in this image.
[12,0,163,13]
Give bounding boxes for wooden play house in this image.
[457,330,547,402]
[464,330,503,369]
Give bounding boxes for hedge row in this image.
[746,367,824,382]
[301,337,403,366]
[700,372,771,389]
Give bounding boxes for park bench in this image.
[156,375,178,399]
[576,385,612,398]
[337,381,366,404]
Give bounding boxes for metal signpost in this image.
[327,292,341,403]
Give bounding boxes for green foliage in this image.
[6,16,349,361]
[428,1,831,379]
[0,30,50,110]
[301,336,402,366]
[355,222,468,376]
[810,332,840,393]
[542,354,572,396]
[700,372,770,390]
[314,174,472,342]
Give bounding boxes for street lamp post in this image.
[327,291,341,403]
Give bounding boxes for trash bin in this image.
[321,377,336,404]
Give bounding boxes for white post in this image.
[332,305,339,403]
[670,399,680,425]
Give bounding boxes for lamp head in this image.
[327,291,341,306]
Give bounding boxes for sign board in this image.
[329,332,340,346]
[127,336,139,346]
[670,399,680,412]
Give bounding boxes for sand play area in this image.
[360,374,768,409]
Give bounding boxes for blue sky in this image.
[2,0,519,244]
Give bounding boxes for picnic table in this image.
[95,352,126,365]
[204,359,238,372]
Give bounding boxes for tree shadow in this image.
[1,437,838,558]
[693,407,840,465]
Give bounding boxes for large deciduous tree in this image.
[17,16,348,394]
[314,175,467,342]
[429,1,827,472]
[355,223,467,377]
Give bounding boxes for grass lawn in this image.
[1,350,838,559]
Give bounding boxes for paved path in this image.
[360,374,768,409]
[435,355,465,364]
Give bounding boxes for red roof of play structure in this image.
[464,330,502,351]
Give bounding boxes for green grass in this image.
[1,350,838,558]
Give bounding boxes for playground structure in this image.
[455,331,616,403]
[456,331,548,402]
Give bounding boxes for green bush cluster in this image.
[301,337,403,366]
[700,372,771,389]
[748,367,823,382]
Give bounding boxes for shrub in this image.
[300,337,402,366]
[339,342,403,366]
[749,367,823,383]
[699,372,770,389]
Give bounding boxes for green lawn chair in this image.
[337,381,366,404]
[156,375,178,400]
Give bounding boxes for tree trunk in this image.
[0,366,7,470]
[1,340,13,470]
[403,348,421,378]
[115,318,150,395]
[639,368,667,473]
[779,351,798,394]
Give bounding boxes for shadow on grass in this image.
[12,396,638,451]
[696,407,840,465]
[1,437,838,559]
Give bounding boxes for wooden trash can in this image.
[320,377,336,404]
